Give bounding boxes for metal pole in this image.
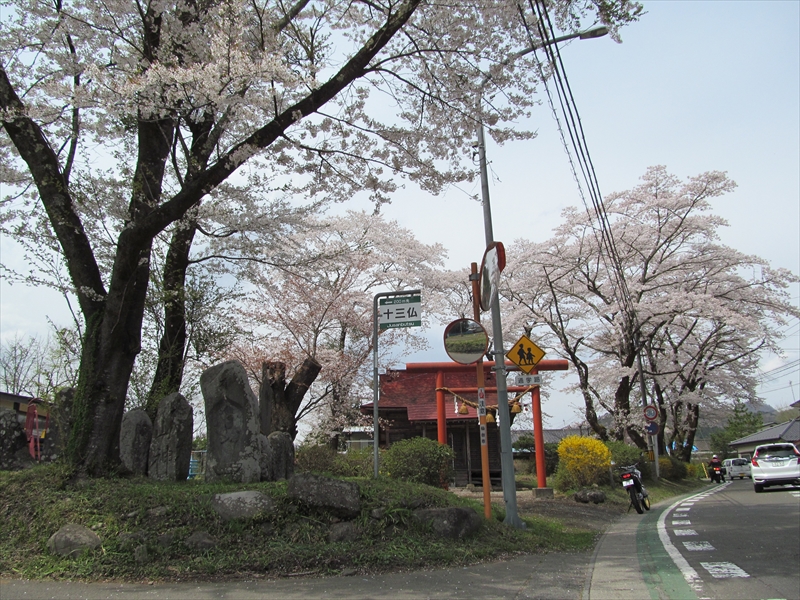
[635,333,659,479]
[477,122,524,529]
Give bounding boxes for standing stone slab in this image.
[200,360,261,483]
[267,431,295,481]
[0,408,29,471]
[148,393,193,481]
[120,408,153,475]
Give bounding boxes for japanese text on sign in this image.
[378,295,422,330]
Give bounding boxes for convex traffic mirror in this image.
[443,318,489,365]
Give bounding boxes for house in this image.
[728,418,800,457]
[361,363,522,486]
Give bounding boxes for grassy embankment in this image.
[0,464,704,583]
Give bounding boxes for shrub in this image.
[660,456,687,481]
[658,457,673,480]
[333,447,374,477]
[381,437,454,487]
[685,462,704,479]
[295,444,337,474]
[543,442,560,476]
[556,435,611,488]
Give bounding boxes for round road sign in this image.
[645,421,659,435]
[643,405,658,421]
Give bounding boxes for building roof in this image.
[729,418,800,448]
[363,367,503,423]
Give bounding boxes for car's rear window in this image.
[732,459,747,466]
[755,446,796,458]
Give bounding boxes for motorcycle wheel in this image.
[642,495,651,511]
[629,487,643,514]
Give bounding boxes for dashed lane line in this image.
[699,562,750,579]
[657,483,731,596]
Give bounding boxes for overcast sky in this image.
[2,1,798,428]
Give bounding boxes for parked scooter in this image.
[618,464,650,514]
[710,465,725,484]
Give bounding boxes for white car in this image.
[750,442,800,493]
[723,457,750,479]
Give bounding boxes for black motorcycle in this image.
[618,464,650,514]
[710,465,725,483]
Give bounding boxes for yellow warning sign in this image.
[506,335,546,374]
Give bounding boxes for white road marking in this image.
[674,529,698,536]
[683,541,715,551]
[700,562,750,578]
[657,482,731,595]
[672,520,691,525]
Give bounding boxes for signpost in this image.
[644,405,658,422]
[645,421,659,436]
[373,290,421,477]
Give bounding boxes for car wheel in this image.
[754,483,763,493]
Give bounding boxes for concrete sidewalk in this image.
[1,502,670,600]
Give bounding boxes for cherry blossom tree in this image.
[503,166,799,459]
[0,0,642,473]
[224,210,453,442]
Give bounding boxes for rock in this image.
[200,361,262,483]
[413,507,482,539]
[328,522,361,543]
[157,532,175,548]
[574,488,606,504]
[148,393,193,481]
[287,473,362,519]
[147,506,168,518]
[134,544,149,563]
[266,431,294,481]
[47,523,102,557]
[211,491,277,522]
[119,409,153,475]
[118,532,147,550]
[185,531,217,551]
[0,408,29,471]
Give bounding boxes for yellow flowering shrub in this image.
[557,435,612,488]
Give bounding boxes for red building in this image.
[362,364,517,486]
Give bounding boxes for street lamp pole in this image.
[476,26,607,528]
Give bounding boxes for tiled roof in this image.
[729,418,800,447]
[364,367,501,423]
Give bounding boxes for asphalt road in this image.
[638,479,800,600]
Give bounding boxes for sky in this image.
[1,1,799,429]
[358,0,800,426]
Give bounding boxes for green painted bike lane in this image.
[635,489,711,600]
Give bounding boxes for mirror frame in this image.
[443,318,490,365]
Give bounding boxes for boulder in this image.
[574,488,606,504]
[185,531,217,551]
[148,393,193,481]
[47,523,102,557]
[119,408,153,475]
[328,521,361,543]
[200,361,261,483]
[211,491,277,522]
[287,473,362,519]
[413,507,482,539]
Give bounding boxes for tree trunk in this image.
[145,219,198,419]
[259,358,322,440]
[677,403,699,462]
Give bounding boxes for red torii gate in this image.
[403,359,569,490]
